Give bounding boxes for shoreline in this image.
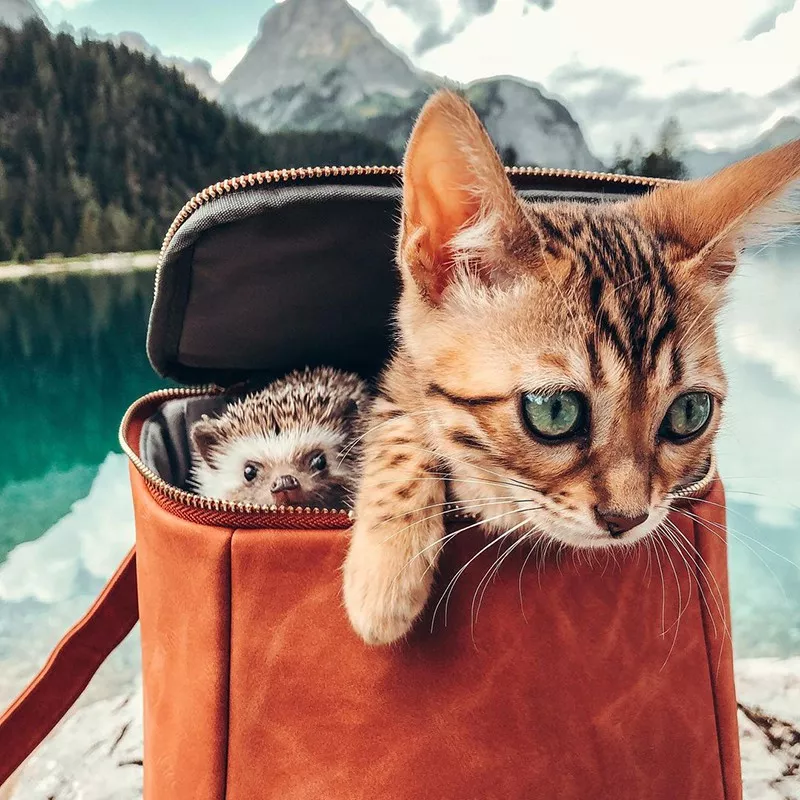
[0,252,159,281]
[8,656,799,798]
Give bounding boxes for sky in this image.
[38,0,800,158]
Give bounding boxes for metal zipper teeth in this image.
[141,164,689,519]
[121,388,715,521]
[156,164,676,274]
[119,386,354,519]
[444,454,717,521]
[667,451,718,500]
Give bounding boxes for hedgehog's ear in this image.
[191,417,223,466]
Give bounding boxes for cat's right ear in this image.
[191,417,222,466]
[400,89,537,305]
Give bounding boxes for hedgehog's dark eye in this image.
[310,452,327,472]
[243,463,259,482]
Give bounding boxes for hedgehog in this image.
[190,367,372,509]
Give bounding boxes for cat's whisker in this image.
[657,525,693,635]
[396,504,542,588]
[660,520,722,642]
[337,407,441,464]
[379,497,543,545]
[430,529,518,634]
[431,513,536,634]
[377,496,521,528]
[517,538,540,622]
[667,506,795,606]
[682,498,800,566]
[661,520,733,675]
[471,531,534,634]
[651,531,668,638]
[668,503,798,578]
[661,517,731,644]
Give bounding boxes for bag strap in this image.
[0,547,139,786]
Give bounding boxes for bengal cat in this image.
[343,89,800,645]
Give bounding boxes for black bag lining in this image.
[148,178,652,387]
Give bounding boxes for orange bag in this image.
[0,166,742,799]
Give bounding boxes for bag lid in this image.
[148,165,671,387]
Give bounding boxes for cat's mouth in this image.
[509,453,717,551]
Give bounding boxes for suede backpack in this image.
[0,165,742,799]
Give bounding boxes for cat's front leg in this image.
[343,399,446,645]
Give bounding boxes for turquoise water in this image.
[0,249,798,707]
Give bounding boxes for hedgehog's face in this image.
[191,422,358,509]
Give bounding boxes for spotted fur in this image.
[343,89,800,645]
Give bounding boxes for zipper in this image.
[119,386,355,525]
[667,452,718,501]
[134,164,701,526]
[121,388,716,526]
[156,164,675,283]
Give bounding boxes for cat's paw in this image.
[343,538,434,646]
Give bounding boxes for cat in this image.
[342,88,800,646]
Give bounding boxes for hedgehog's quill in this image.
[190,367,370,509]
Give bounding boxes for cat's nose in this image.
[271,474,300,494]
[595,508,649,537]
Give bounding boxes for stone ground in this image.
[4,658,800,799]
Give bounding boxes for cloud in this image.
[38,0,93,8]
[356,0,800,156]
[368,0,554,55]
[211,42,248,82]
[547,63,792,156]
[742,0,796,39]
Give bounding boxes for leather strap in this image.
[0,548,139,787]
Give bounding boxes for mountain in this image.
[465,78,603,170]
[220,0,600,170]
[684,116,800,177]
[57,24,221,100]
[0,21,396,262]
[0,0,43,29]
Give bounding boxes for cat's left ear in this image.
[632,139,800,279]
[400,89,540,305]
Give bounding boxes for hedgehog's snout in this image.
[270,474,303,507]
[271,474,300,494]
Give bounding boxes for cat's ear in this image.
[191,416,223,466]
[632,139,800,279]
[400,89,538,305]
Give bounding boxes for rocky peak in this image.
[0,0,44,30]
[221,0,423,111]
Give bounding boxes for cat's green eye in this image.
[660,392,713,442]
[522,391,587,441]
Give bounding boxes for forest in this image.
[0,21,397,261]
[0,21,687,262]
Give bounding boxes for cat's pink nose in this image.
[595,508,649,537]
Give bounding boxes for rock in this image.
[737,658,800,800]
[218,0,600,169]
[10,682,143,799]
[8,659,800,798]
[0,0,44,30]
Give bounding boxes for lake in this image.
[0,248,798,708]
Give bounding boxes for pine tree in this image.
[75,198,104,255]
[0,223,13,262]
[21,205,45,261]
[0,20,398,259]
[12,240,30,264]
